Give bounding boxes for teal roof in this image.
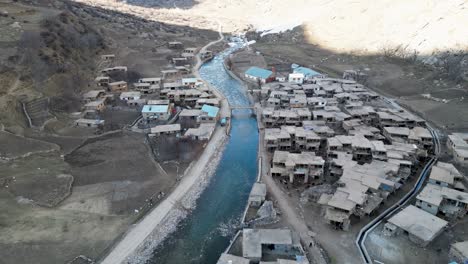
[293,66,321,77]
[142,105,168,113]
[201,104,219,118]
[245,67,273,79]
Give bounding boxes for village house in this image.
[161,69,181,80]
[415,184,468,219]
[271,151,325,184]
[101,66,127,74]
[447,133,468,165]
[383,126,433,150]
[119,91,141,101]
[288,73,304,84]
[139,77,162,86]
[245,67,275,84]
[147,99,170,106]
[75,118,104,128]
[262,108,311,128]
[184,123,216,141]
[182,78,202,88]
[168,41,183,49]
[292,65,325,80]
[108,81,128,92]
[172,57,188,66]
[95,76,110,87]
[383,205,448,247]
[182,47,198,55]
[179,109,202,129]
[200,50,213,60]
[82,89,106,103]
[141,104,171,121]
[101,54,115,60]
[241,229,304,262]
[84,99,106,112]
[195,98,220,109]
[428,162,465,190]
[149,124,181,137]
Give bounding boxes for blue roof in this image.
[142,105,168,113]
[293,66,321,77]
[245,67,273,79]
[201,104,219,118]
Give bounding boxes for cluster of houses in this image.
[77,44,220,142]
[383,161,468,247]
[253,64,468,238]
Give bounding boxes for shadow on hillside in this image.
[124,0,200,9]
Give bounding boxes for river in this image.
[148,39,259,263]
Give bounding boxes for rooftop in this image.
[217,253,250,264]
[245,67,274,79]
[242,229,293,259]
[416,184,468,206]
[150,124,181,134]
[387,205,448,242]
[142,105,169,113]
[201,104,220,118]
[293,66,321,77]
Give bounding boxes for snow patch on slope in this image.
[257,21,303,37]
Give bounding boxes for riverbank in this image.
[100,29,231,264]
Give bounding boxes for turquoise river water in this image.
[149,40,259,263]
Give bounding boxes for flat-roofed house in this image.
[288,73,304,84]
[447,133,468,165]
[245,67,274,84]
[168,41,183,49]
[101,54,115,60]
[84,99,106,112]
[149,124,181,137]
[383,205,447,247]
[141,104,171,121]
[101,66,127,74]
[95,76,110,87]
[242,229,293,262]
[139,77,162,85]
[271,151,324,184]
[179,109,203,129]
[415,184,468,219]
[75,118,104,128]
[119,91,141,101]
[200,104,220,123]
[82,89,105,103]
[428,162,464,190]
[292,66,324,80]
[108,81,128,92]
[161,69,181,80]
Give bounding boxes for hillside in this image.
[75,0,468,55]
